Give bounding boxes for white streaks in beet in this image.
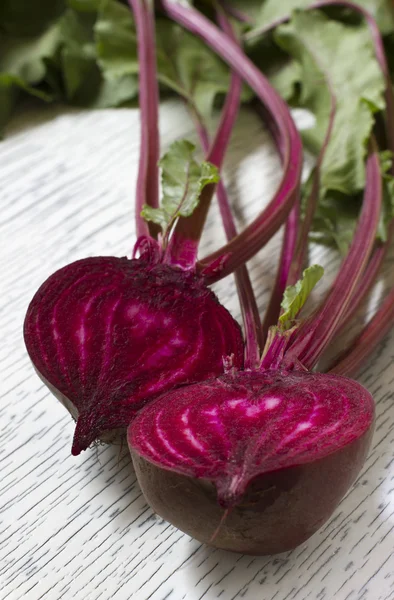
[24,257,244,454]
[130,370,374,504]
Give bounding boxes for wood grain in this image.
[0,100,393,600]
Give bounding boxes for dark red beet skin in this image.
[129,370,374,554]
[24,256,244,455]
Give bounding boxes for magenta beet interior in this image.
[24,257,244,455]
[129,370,374,506]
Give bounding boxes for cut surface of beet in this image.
[24,256,244,455]
[129,370,374,506]
[129,369,374,553]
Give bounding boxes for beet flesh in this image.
[24,256,244,455]
[129,370,374,554]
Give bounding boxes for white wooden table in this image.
[1,99,393,600]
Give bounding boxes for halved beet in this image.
[24,256,244,455]
[129,370,374,554]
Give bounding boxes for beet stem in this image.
[288,92,337,286]
[336,223,394,333]
[329,286,394,377]
[244,100,297,343]
[166,8,244,268]
[261,48,337,339]
[287,142,382,370]
[251,102,300,342]
[190,9,262,367]
[129,0,160,238]
[160,0,303,282]
[245,0,394,354]
[261,203,299,341]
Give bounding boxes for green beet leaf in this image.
[0,21,62,85]
[0,0,65,36]
[58,9,97,101]
[0,21,62,135]
[0,74,53,137]
[377,151,394,242]
[275,10,385,195]
[225,0,264,21]
[279,264,324,329]
[272,10,386,252]
[155,20,235,117]
[68,0,102,12]
[95,0,139,79]
[59,5,138,107]
[252,0,394,37]
[94,0,249,118]
[142,140,219,234]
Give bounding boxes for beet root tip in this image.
[71,414,98,456]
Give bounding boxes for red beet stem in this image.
[261,203,299,341]
[287,143,382,370]
[217,187,262,369]
[329,286,394,377]
[191,10,262,368]
[166,9,243,269]
[207,7,242,169]
[288,87,337,286]
[160,0,303,282]
[244,0,394,346]
[250,101,300,342]
[261,48,336,338]
[128,0,160,238]
[336,222,394,334]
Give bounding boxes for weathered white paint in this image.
[1,100,393,600]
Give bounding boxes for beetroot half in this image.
[24,255,244,455]
[129,370,374,554]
